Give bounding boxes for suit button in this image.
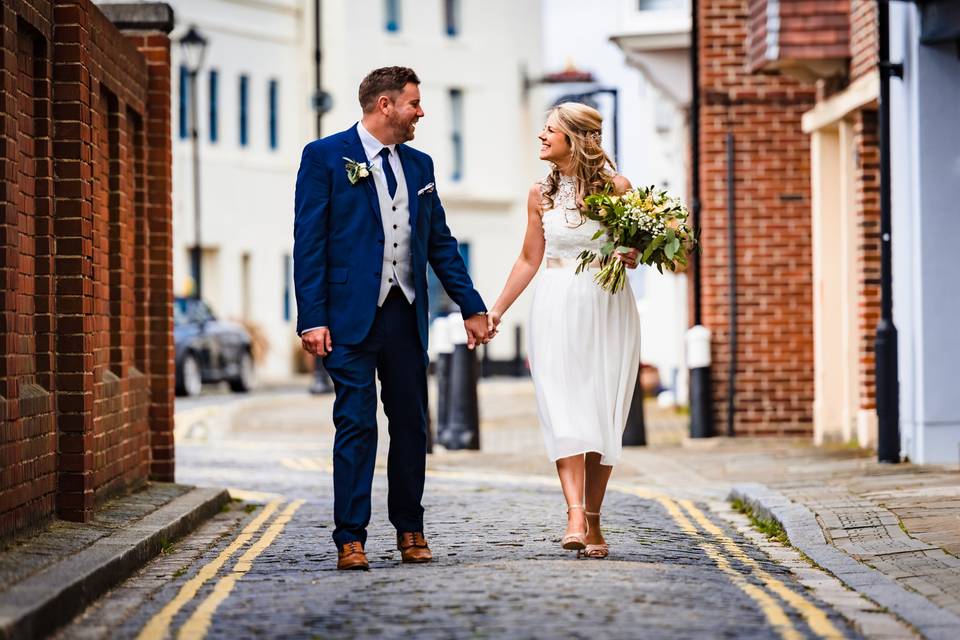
[388,277,393,283]
[393,224,398,229]
[393,243,398,248]
[392,206,397,211]
[393,260,397,265]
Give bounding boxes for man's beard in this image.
[390,115,416,142]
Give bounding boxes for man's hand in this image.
[463,314,489,350]
[301,327,333,357]
[617,248,640,269]
[486,311,502,340]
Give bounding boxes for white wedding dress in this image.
[527,175,641,466]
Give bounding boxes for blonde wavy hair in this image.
[541,102,617,215]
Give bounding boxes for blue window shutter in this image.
[445,0,460,37]
[449,89,464,181]
[209,69,218,143]
[179,65,188,139]
[268,79,278,150]
[239,74,249,147]
[385,0,401,32]
[283,254,291,321]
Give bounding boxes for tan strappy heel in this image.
[561,504,587,550]
[582,511,609,559]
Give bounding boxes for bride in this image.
[488,102,641,559]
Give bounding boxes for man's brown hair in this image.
[358,66,420,113]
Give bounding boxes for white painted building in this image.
[889,3,960,464]
[104,0,545,378]
[546,0,691,397]
[320,0,544,366]
[100,0,315,380]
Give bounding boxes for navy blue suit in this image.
[294,124,485,548]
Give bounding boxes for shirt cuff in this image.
[300,326,326,335]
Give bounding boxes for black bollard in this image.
[433,315,454,449]
[686,325,714,438]
[622,370,646,446]
[513,325,525,377]
[446,332,481,450]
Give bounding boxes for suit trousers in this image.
[322,287,429,548]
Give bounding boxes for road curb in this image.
[730,482,960,640]
[0,485,230,640]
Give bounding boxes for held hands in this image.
[463,314,490,350]
[301,327,333,357]
[486,310,502,340]
[616,248,640,269]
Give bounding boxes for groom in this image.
[294,67,489,570]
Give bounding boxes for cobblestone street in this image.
[51,382,891,639]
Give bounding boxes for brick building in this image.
[744,0,882,447]
[694,0,818,436]
[0,0,174,541]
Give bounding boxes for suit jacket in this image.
[293,124,485,349]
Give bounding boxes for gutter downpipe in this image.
[687,0,715,438]
[876,0,902,463]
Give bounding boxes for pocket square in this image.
[417,183,435,196]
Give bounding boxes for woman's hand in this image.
[617,248,640,269]
[487,310,502,339]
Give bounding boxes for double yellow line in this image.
[137,499,305,640]
[615,484,844,640]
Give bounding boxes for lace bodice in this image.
[541,176,606,259]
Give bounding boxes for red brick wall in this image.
[854,109,880,412]
[850,0,878,81]
[1,0,58,540]
[1,0,173,539]
[698,0,817,435]
[746,0,850,73]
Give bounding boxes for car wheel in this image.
[177,353,203,397]
[228,351,254,393]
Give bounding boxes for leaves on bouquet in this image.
[574,183,695,293]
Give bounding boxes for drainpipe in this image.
[687,0,713,438]
[876,0,902,463]
[726,130,737,438]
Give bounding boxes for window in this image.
[208,69,218,143]
[449,89,463,181]
[385,0,401,32]
[444,0,461,37]
[178,64,189,139]
[283,254,292,322]
[268,79,278,150]
[638,0,684,10]
[239,74,249,147]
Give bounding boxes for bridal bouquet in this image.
[576,185,695,294]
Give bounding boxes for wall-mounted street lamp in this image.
[179,25,208,299]
[522,63,620,166]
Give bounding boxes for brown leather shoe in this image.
[337,541,370,570]
[397,532,433,563]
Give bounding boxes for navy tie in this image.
[378,147,398,199]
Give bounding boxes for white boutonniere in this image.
[417,182,435,196]
[343,157,376,185]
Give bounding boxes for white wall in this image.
[890,4,960,464]
[321,0,544,362]
[542,0,689,388]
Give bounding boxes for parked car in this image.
[174,297,255,397]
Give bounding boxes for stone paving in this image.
[61,467,860,639]
[50,380,921,639]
